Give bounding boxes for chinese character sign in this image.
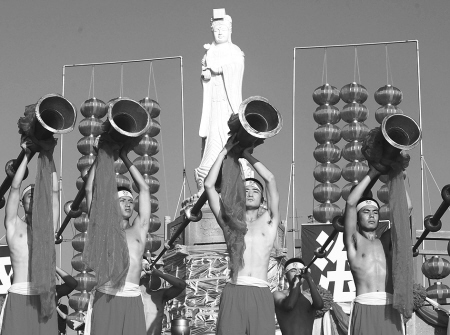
[0,246,12,296]
[301,222,388,303]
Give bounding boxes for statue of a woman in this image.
[194,12,245,191]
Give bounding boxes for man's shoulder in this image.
[273,289,288,302]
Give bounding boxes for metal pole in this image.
[180,57,186,200]
[415,40,424,235]
[293,40,417,51]
[292,48,296,258]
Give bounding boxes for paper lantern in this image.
[116,174,131,189]
[146,233,163,252]
[341,182,357,201]
[312,84,340,105]
[426,282,450,300]
[377,185,389,204]
[313,143,341,164]
[314,124,341,144]
[340,82,368,104]
[146,119,161,137]
[375,105,403,124]
[133,156,160,176]
[132,175,160,194]
[342,141,365,162]
[69,292,90,311]
[77,136,96,155]
[139,97,161,118]
[73,213,89,233]
[342,162,369,183]
[133,136,159,156]
[148,214,162,233]
[75,272,97,292]
[313,105,341,125]
[313,183,341,203]
[422,256,450,280]
[341,122,369,142]
[313,163,342,184]
[341,102,369,123]
[78,117,104,137]
[71,253,92,272]
[374,85,403,106]
[313,202,342,223]
[77,154,96,173]
[72,232,87,252]
[80,97,107,118]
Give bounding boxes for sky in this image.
[1,0,450,324]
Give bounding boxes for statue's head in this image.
[211,15,232,44]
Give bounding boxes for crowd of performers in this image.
[0,129,412,335]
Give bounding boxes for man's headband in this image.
[285,262,305,274]
[21,184,34,199]
[245,178,264,193]
[118,190,133,199]
[356,200,379,212]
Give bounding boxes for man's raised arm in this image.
[344,167,380,248]
[4,146,32,229]
[204,134,238,219]
[52,162,59,232]
[119,145,150,230]
[242,147,280,224]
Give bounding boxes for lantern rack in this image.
[289,40,423,258]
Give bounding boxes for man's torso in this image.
[348,232,393,296]
[275,290,315,335]
[124,225,146,285]
[236,211,278,281]
[6,216,31,283]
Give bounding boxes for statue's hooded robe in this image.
[195,40,245,185]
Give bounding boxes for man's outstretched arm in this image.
[154,269,187,302]
[303,272,324,310]
[55,266,78,299]
[273,276,301,312]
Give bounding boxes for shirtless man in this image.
[1,138,59,334]
[86,143,151,335]
[204,139,280,335]
[140,258,186,335]
[274,258,323,335]
[344,166,410,334]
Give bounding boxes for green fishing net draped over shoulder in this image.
[218,147,247,281]
[83,140,129,290]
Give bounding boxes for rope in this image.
[284,163,293,248]
[385,45,394,85]
[119,64,124,97]
[423,158,442,193]
[88,66,95,98]
[354,47,361,83]
[321,48,328,85]
[173,180,184,221]
[147,62,153,98]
